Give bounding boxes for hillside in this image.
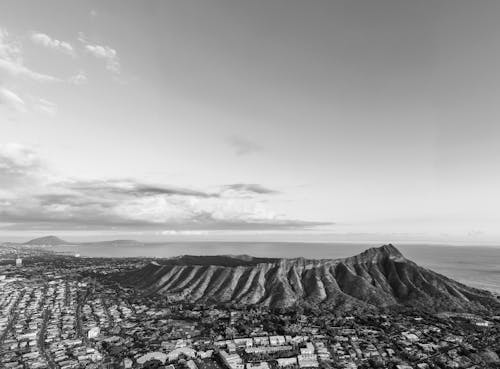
[122,244,500,313]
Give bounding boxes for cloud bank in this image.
[0,144,330,232]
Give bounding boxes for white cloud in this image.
[0,143,39,169]
[0,87,26,112]
[0,59,61,82]
[78,32,120,74]
[31,32,75,56]
[0,28,61,82]
[85,44,120,74]
[69,70,88,85]
[0,144,328,231]
[0,28,21,61]
[0,143,43,188]
[35,98,57,116]
[78,33,120,74]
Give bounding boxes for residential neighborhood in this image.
[0,251,499,368]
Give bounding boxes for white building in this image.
[270,336,286,346]
[87,327,100,339]
[253,336,270,346]
[277,357,298,367]
[401,332,419,342]
[234,338,254,348]
[298,354,319,368]
[122,358,133,368]
[220,350,244,369]
[245,345,293,354]
[300,342,315,355]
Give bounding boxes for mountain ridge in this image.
[122,244,500,313]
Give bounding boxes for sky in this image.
[1,0,500,243]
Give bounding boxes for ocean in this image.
[47,242,500,294]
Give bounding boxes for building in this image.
[234,338,254,348]
[245,345,293,354]
[297,354,319,368]
[122,358,133,368]
[277,357,298,367]
[270,336,286,346]
[88,327,100,339]
[246,362,270,369]
[300,342,315,355]
[220,350,244,369]
[16,258,22,267]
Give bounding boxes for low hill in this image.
[24,236,69,246]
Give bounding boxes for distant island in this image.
[5,235,144,247]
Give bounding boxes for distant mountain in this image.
[20,236,143,247]
[123,244,500,313]
[24,235,69,246]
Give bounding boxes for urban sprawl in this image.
[0,248,499,369]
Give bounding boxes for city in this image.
[3,0,500,368]
[1,247,499,369]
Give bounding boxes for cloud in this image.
[0,28,20,60]
[31,32,74,56]
[79,33,120,74]
[222,183,279,195]
[68,70,88,85]
[0,144,331,232]
[0,143,40,172]
[85,44,120,74]
[67,179,217,198]
[227,136,262,156]
[0,87,59,119]
[35,98,57,116]
[0,60,61,82]
[0,28,61,82]
[0,87,26,113]
[0,143,43,188]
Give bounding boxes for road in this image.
[38,308,58,369]
[76,284,91,344]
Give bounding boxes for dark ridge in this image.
[161,254,279,267]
